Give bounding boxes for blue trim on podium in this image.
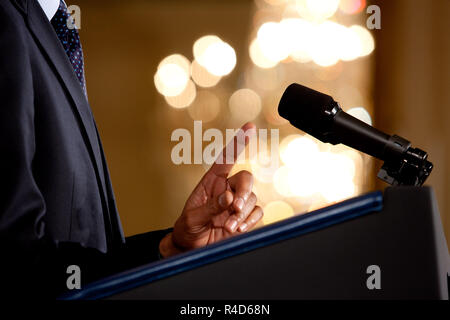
[61,191,383,300]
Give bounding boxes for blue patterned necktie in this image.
[51,0,86,94]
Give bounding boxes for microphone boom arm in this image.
[330,105,433,187]
[278,83,433,187]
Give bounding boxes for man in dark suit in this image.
[0,0,263,298]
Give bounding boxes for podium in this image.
[62,187,449,300]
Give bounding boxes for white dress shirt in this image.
[37,0,60,20]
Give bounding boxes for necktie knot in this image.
[51,1,86,94]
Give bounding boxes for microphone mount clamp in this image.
[376,135,433,187]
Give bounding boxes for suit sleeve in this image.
[0,5,171,298]
[0,3,51,256]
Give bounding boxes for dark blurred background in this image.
[72,0,449,247]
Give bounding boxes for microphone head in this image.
[278,83,341,143]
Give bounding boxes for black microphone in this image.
[278,83,433,186]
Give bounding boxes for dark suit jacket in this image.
[0,0,171,298]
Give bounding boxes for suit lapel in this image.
[22,1,112,220]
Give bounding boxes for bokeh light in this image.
[256,21,291,64]
[350,25,375,57]
[309,21,342,67]
[281,18,313,63]
[249,16,375,69]
[274,165,293,197]
[339,0,366,14]
[247,66,282,91]
[279,134,302,156]
[187,90,221,123]
[193,35,237,76]
[191,59,222,88]
[263,0,287,6]
[280,135,319,168]
[347,107,372,125]
[338,26,363,61]
[263,200,295,225]
[250,143,279,183]
[193,35,222,63]
[277,134,358,201]
[339,149,364,174]
[154,54,191,97]
[287,165,319,197]
[229,88,262,122]
[164,79,196,109]
[279,135,321,197]
[296,0,340,21]
[318,152,357,202]
[249,38,279,69]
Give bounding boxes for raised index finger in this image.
[207,122,256,178]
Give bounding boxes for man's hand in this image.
[159,123,263,257]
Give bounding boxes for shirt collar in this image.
[36,0,61,21]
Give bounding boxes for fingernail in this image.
[235,198,244,211]
[238,223,248,232]
[218,193,227,207]
[226,219,238,232]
